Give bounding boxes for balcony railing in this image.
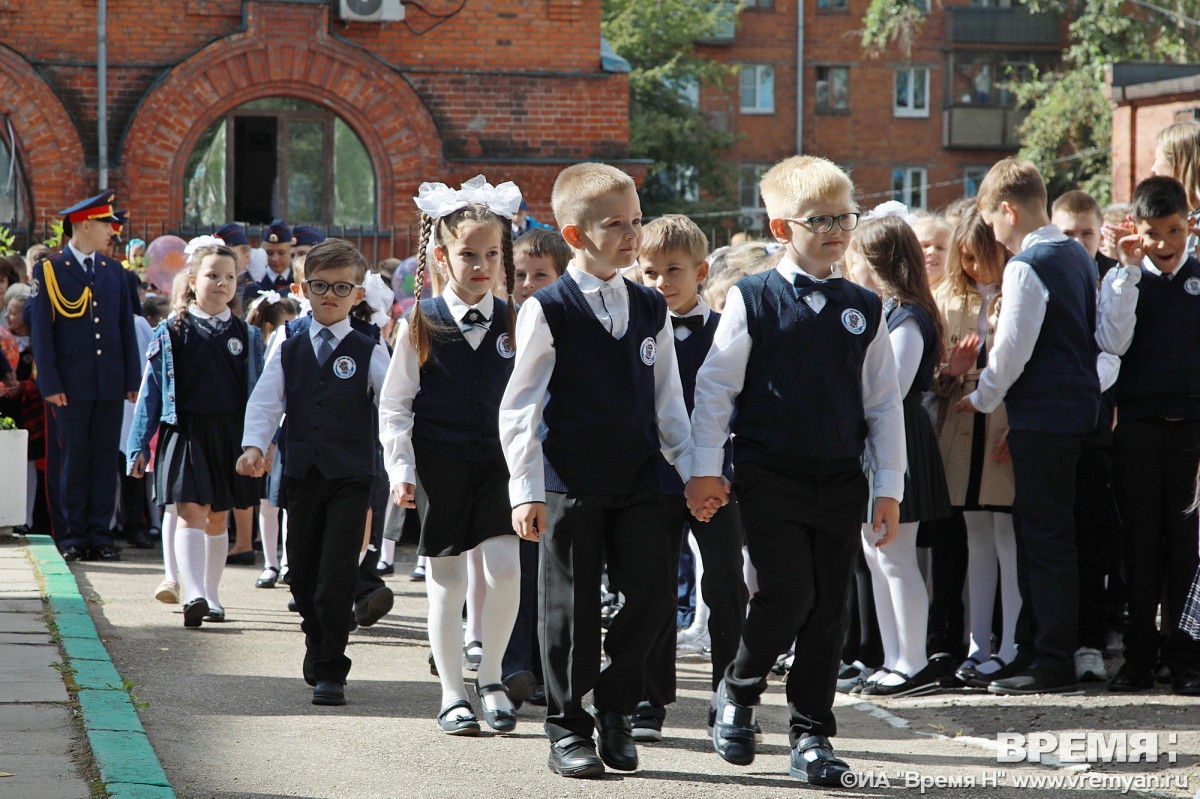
[946,7,1060,46]
[695,2,738,44]
[943,105,1029,149]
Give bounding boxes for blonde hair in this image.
[759,155,855,220]
[1155,122,1200,209]
[291,253,306,284]
[976,157,1047,214]
[1051,189,1103,222]
[945,205,1007,296]
[703,241,780,310]
[911,212,953,241]
[551,162,636,228]
[640,214,709,264]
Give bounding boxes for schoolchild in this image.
[499,163,693,778]
[241,220,293,305]
[1096,175,1200,695]
[379,176,524,734]
[291,225,326,261]
[957,158,1100,694]
[686,155,906,786]
[214,223,252,278]
[634,214,747,739]
[847,215,951,697]
[28,190,141,560]
[512,228,570,304]
[127,244,264,626]
[238,239,389,706]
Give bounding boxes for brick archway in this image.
[0,43,88,226]
[119,1,441,229]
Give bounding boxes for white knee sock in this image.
[993,512,1021,665]
[204,533,228,612]
[476,536,521,711]
[259,503,280,570]
[866,522,928,683]
[161,506,180,584]
[381,537,395,566]
[175,526,206,602]
[742,545,758,609]
[279,511,290,573]
[685,530,710,636]
[964,510,1000,664]
[464,548,485,647]
[427,553,471,716]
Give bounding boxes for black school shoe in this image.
[91,545,121,561]
[355,585,394,627]
[789,735,851,786]
[312,680,346,706]
[594,710,638,771]
[711,679,757,766]
[988,665,1080,695]
[630,701,665,742]
[548,735,604,779]
[182,597,209,629]
[1170,667,1200,696]
[1108,662,1154,692]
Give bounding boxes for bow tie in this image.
[671,315,705,335]
[461,308,490,331]
[793,274,843,301]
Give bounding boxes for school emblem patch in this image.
[333,355,356,379]
[640,336,656,366]
[227,338,244,356]
[496,333,515,359]
[1185,276,1200,296]
[841,308,867,335]
[28,278,39,298]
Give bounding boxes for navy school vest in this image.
[536,273,666,495]
[171,314,249,415]
[885,301,937,399]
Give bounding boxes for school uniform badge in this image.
[496,333,515,359]
[29,278,39,298]
[841,308,867,335]
[227,338,244,355]
[640,336,656,365]
[1185,277,1200,296]
[333,355,356,379]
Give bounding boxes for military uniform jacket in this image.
[28,250,141,401]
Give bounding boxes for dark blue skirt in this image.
[154,411,259,513]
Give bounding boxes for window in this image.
[894,67,930,117]
[739,164,769,210]
[0,136,30,232]
[183,97,377,229]
[743,0,774,7]
[816,67,849,111]
[740,65,775,114]
[817,0,848,9]
[893,167,928,209]
[963,166,988,198]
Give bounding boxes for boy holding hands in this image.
[686,155,905,786]
[499,163,693,778]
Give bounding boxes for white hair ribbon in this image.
[362,272,394,328]
[249,290,282,312]
[414,181,468,220]
[863,200,917,225]
[184,234,224,255]
[457,175,524,220]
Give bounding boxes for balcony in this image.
[695,1,738,45]
[946,7,1060,46]
[943,105,1028,149]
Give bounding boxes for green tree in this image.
[602,0,740,214]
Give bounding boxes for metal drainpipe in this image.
[98,0,108,189]
[795,0,804,155]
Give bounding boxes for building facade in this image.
[1109,62,1200,204]
[0,0,635,255]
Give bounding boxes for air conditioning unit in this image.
[339,0,405,22]
[739,213,764,232]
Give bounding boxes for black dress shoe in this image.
[355,585,394,627]
[789,735,851,786]
[502,670,537,710]
[91,545,121,561]
[711,678,757,766]
[287,598,299,612]
[437,700,480,736]
[303,652,317,687]
[126,530,154,549]
[255,567,279,589]
[226,550,255,566]
[312,680,346,706]
[527,686,546,706]
[182,597,209,629]
[1170,667,1200,696]
[476,682,517,732]
[595,710,638,771]
[60,545,89,562]
[376,561,395,576]
[989,665,1079,695]
[1108,663,1154,692]
[548,735,604,778]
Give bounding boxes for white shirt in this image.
[242,315,390,454]
[671,297,711,341]
[188,304,232,323]
[890,315,924,398]
[67,242,96,267]
[379,289,495,488]
[1095,252,1188,358]
[498,267,694,505]
[690,256,907,501]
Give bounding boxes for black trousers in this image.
[285,469,372,684]
[354,470,389,605]
[49,400,122,549]
[1006,429,1085,677]
[502,537,542,680]
[926,511,968,659]
[539,486,674,742]
[644,493,747,703]
[724,461,868,745]
[1113,419,1200,671]
[1074,443,1118,651]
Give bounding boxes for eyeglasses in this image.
[304,279,360,298]
[783,213,861,234]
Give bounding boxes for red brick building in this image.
[1109,62,1200,204]
[0,0,636,255]
[695,0,1063,227]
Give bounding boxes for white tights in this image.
[962,510,1021,672]
[862,522,928,685]
[259,502,281,570]
[427,536,521,718]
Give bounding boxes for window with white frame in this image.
[893,167,928,209]
[815,66,849,111]
[816,0,848,9]
[739,164,769,210]
[963,166,988,198]
[894,67,930,117]
[740,65,775,114]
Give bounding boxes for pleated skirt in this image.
[866,393,953,527]
[154,411,259,513]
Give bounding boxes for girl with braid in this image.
[379,176,524,735]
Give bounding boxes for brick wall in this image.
[1109,91,1200,203]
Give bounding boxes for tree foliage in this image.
[602,0,740,214]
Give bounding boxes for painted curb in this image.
[24,535,176,797]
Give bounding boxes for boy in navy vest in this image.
[632,214,747,742]
[956,158,1101,694]
[1096,176,1200,696]
[499,163,694,778]
[686,155,906,786]
[238,239,389,706]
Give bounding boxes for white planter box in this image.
[0,429,29,527]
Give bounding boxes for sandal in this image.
[476,682,517,732]
[437,699,481,736]
[958,655,1008,689]
[861,666,940,698]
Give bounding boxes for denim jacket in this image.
[126,316,265,471]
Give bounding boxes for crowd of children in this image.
[6,121,1200,786]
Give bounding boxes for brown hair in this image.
[514,228,571,275]
[945,205,1007,296]
[173,244,239,328]
[551,162,636,228]
[304,238,368,283]
[1051,190,1103,223]
[0,256,21,288]
[852,216,945,366]
[245,295,301,333]
[410,204,516,366]
[640,214,709,265]
[976,157,1047,214]
[1155,121,1200,209]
